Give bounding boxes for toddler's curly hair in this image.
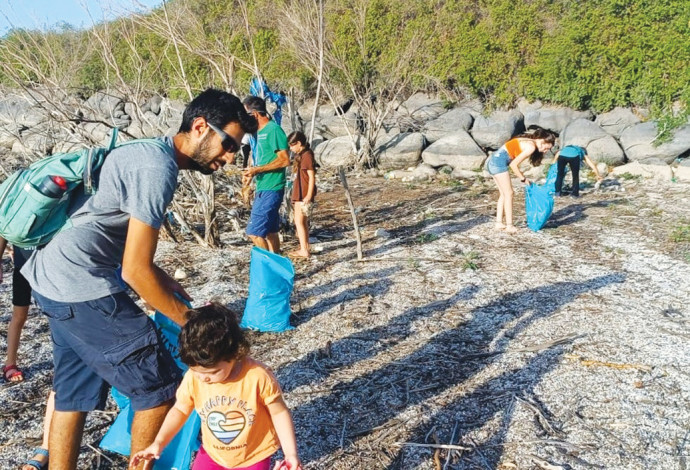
[178,303,249,367]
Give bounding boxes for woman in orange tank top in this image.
[485,127,556,233]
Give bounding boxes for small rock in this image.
[374,228,392,238]
[174,269,187,280]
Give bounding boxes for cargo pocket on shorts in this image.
[102,327,164,396]
[40,305,74,321]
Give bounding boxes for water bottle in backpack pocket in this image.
[0,131,172,248]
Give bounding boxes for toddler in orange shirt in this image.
[130,304,301,470]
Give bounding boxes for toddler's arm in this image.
[268,397,302,470]
[129,402,193,469]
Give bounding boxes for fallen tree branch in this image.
[565,354,653,372]
[393,442,471,451]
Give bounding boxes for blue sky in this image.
[0,0,162,34]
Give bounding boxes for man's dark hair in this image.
[242,95,269,117]
[178,303,250,367]
[179,88,258,134]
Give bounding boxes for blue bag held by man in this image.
[100,311,201,470]
[241,247,295,332]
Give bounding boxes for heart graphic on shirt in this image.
[206,410,246,445]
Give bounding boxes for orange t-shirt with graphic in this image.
[504,138,523,159]
[176,358,282,468]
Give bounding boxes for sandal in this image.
[23,448,49,470]
[3,364,24,382]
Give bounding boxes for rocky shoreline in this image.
[1,89,689,185]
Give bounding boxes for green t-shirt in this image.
[254,120,288,192]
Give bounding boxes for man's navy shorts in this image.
[33,290,182,412]
[246,190,284,238]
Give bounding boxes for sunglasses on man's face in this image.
[207,122,240,153]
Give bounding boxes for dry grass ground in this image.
[1,171,689,469]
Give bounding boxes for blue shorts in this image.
[33,290,182,412]
[246,190,284,238]
[486,148,511,175]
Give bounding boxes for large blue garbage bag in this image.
[100,311,201,470]
[525,164,562,231]
[241,247,295,332]
[250,78,287,126]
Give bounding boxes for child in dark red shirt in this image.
[287,132,316,258]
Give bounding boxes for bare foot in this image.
[494,222,506,231]
[288,250,310,259]
[504,225,518,234]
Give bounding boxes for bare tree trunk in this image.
[338,166,363,260]
[161,0,193,101]
[308,0,325,143]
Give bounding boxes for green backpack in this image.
[0,130,171,248]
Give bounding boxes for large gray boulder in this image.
[560,119,625,165]
[281,112,304,134]
[158,99,184,132]
[423,108,474,144]
[317,112,359,139]
[141,95,164,115]
[84,91,124,120]
[127,111,163,138]
[0,92,46,127]
[455,98,484,118]
[399,93,446,121]
[11,124,58,155]
[299,100,336,120]
[80,122,112,144]
[585,136,626,166]
[376,132,424,170]
[470,109,524,149]
[523,103,593,134]
[0,124,21,149]
[595,107,641,138]
[619,122,690,164]
[421,131,486,170]
[516,98,542,115]
[314,136,357,168]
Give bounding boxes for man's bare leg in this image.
[248,235,269,250]
[21,391,55,470]
[130,400,174,469]
[48,410,86,470]
[266,232,281,254]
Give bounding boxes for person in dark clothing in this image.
[554,145,603,198]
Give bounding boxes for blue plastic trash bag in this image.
[250,78,287,126]
[241,247,295,332]
[525,164,560,231]
[100,311,201,470]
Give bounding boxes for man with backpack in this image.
[19,89,257,470]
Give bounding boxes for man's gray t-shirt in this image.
[22,137,178,302]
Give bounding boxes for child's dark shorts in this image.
[33,290,182,412]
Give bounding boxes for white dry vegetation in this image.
[1,172,689,469]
